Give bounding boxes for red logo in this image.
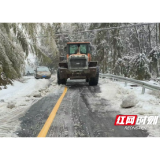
[114,115,137,125]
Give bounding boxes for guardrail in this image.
[99,73,160,94]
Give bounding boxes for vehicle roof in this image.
[67,42,90,44]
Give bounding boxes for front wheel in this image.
[57,69,66,85]
[89,66,99,86]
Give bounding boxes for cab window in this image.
[69,44,88,55]
[80,44,87,54]
[69,45,78,54]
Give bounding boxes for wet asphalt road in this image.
[17,80,149,137]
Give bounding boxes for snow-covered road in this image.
[98,78,160,136]
[0,75,160,137]
[17,79,148,137]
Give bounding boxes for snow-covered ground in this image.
[98,78,160,137]
[0,75,57,137]
[1,74,160,137]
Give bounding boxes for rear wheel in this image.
[89,66,99,86]
[57,69,61,85]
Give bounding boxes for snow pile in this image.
[121,93,139,108]
[145,80,160,86]
[98,78,160,137]
[0,75,57,137]
[0,76,49,102]
[149,90,160,99]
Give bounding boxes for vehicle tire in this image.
[57,69,66,85]
[57,69,61,85]
[86,78,89,82]
[61,78,67,85]
[89,66,99,86]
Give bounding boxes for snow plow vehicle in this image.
[57,42,99,86]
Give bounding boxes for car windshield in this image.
[37,67,49,72]
[69,44,87,54]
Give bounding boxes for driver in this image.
[75,44,80,54]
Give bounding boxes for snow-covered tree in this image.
[82,23,160,78]
[0,23,58,86]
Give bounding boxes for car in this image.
[34,66,51,79]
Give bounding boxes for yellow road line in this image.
[37,86,68,137]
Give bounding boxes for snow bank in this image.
[0,76,49,102]
[0,75,57,137]
[98,78,160,137]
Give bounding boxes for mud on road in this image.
[17,80,149,137]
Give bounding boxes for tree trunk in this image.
[156,24,158,46]
[148,25,151,48]
[159,23,160,44]
[134,26,142,52]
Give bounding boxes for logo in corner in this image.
[114,115,137,125]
